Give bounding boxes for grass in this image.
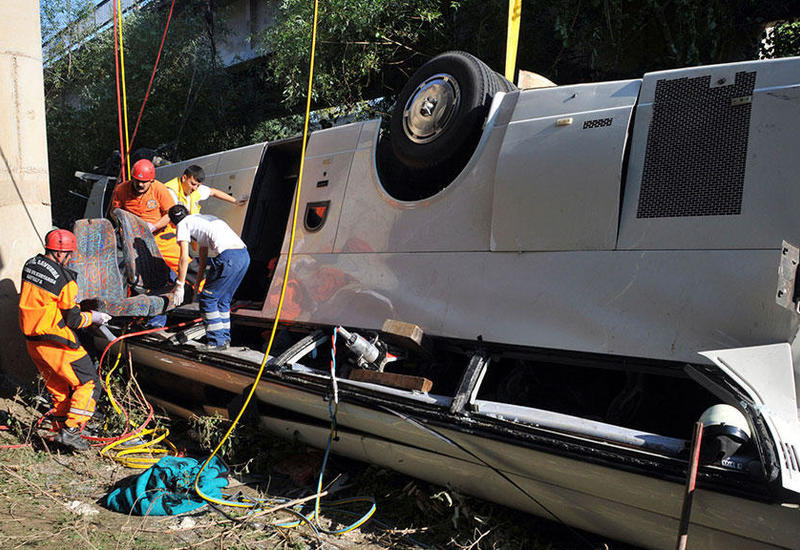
[0,379,631,550]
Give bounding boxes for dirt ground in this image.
[0,381,636,550]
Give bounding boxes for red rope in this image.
[84,316,202,445]
[112,0,127,180]
[16,317,202,448]
[129,0,177,154]
[23,303,252,452]
[0,426,33,450]
[88,302,249,445]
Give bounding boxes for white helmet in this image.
[698,404,751,462]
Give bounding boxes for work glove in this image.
[236,193,250,206]
[146,222,156,233]
[172,284,185,307]
[90,311,112,325]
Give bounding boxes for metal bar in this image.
[676,421,704,550]
[450,353,489,415]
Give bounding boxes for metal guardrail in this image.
[42,0,153,65]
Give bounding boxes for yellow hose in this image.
[100,338,178,468]
[105,344,125,416]
[100,427,177,469]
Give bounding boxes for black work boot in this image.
[85,410,105,434]
[53,427,90,452]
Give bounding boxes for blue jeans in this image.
[145,270,177,329]
[199,248,250,346]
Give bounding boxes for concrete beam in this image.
[0,0,52,386]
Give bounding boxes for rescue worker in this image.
[164,165,248,215]
[111,158,180,329]
[168,205,250,351]
[110,158,180,275]
[19,229,112,451]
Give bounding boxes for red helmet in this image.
[131,159,155,181]
[44,229,77,252]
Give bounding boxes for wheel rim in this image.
[401,73,461,144]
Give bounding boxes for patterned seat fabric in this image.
[68,218,169,317]
[110,208,172,292]
[83,294,166,318]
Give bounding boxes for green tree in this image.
[761,19,800,58]
[506,1,798,84]
[43,0,797,227]
[262,0,455,109]
[40,0,94,68]
[262,0,798,108]
[44,2,283,227]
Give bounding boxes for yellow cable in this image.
[105,345,125,416]
[117,1,132,178]
[100,337,178,467]
[100,427,177,469]
[193,0,321,508]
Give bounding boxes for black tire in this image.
[389,51,500,173]
[494,71,517,93]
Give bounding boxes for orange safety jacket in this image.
[19,254,92,349]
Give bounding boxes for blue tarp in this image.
[105,455,229,516]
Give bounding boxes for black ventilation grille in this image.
[636,71,756,218]
[583,118,613,129]
[783,442,800,472]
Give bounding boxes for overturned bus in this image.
[77,52,800,549]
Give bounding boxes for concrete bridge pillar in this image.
[0,1,52,385]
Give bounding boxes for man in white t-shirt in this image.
[164,165,248,215]
[168,204,250,351]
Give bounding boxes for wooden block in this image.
[517,70,557,89]
[349,369,433,393]
[381,319,423,345]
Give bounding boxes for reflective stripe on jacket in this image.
[19,254,92,348]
